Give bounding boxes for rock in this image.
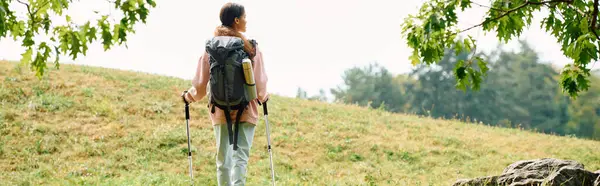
[453,158,599,186]
[595,171,600,186]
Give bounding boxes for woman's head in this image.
[214,2,255,59]
[219,2,247,33]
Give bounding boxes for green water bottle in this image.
[242,58,257,100]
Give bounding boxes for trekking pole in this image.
[262,100,276,186]
[182,91,194,185]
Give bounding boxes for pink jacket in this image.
[184,45,269,126]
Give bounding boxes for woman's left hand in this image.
[181,90,189,105]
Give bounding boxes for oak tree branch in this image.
[15,0,32,19]
[471,1,506,12]
[592,0,600,41]
[457,0,574,34]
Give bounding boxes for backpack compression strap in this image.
[232,101,248,151]
[224,107,235,146]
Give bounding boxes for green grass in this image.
[1,60,599,185]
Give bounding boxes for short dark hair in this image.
[219,2,245,27]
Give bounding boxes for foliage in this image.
[401,0,600,98]
[0,0,156,78]
[333,40,600,140]
[564,75,600,138]
[330,62,407,112]
[407,40,578,136]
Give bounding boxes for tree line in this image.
[300,41,600,140]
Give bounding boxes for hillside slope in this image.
[1,60,599,185]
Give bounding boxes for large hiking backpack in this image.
[205,36,256,151]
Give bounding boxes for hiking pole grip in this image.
[185,105,190,120]
[182,91,190,120]
[262,100,268,116]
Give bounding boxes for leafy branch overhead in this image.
[401,0,600,98]
[0,0,156,77]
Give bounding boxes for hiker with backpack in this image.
[180,2,270,185]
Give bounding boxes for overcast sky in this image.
[1,0,595,98]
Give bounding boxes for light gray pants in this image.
[213,122,255,186]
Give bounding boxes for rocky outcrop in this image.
[595,170,600,186]
[453,158,600,186]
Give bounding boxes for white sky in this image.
[1,0,596,99]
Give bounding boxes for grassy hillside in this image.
[1,60,599,185]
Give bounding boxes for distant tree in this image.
[481,40,571,133]
[406,41,493,121]
[331,62,406,112]
[564,75,600,139]
[296,87,308,99]
[0,0,156,78]
[308,89,328,102]
[296,87,328,102]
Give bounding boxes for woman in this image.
[181,2,269,185]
